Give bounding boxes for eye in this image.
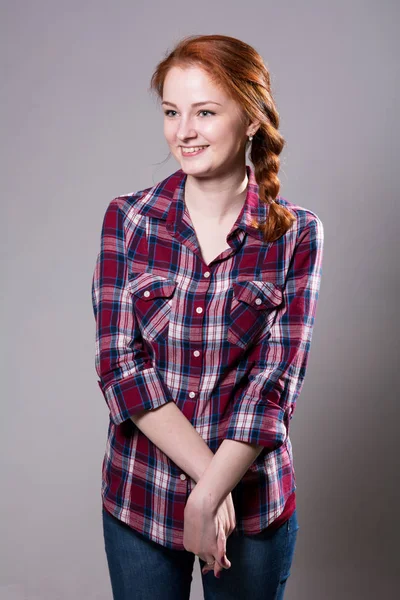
[163,110,215,117]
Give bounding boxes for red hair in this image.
[149,34,296,242]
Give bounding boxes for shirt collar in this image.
[141,164,268,241]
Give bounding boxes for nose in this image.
[177,130,197,143]
[176,117,197,142]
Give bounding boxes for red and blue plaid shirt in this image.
[91,164,324,550]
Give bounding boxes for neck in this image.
[183,166,248,222]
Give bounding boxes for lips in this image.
[180,145,209,156]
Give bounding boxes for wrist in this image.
[191,451,214,483]
[188,472,221,513]
[187,484,218,514]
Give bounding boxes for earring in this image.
[248,134,253,141]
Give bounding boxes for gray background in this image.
[1,1,399,598]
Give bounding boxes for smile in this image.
[181,146,209,156]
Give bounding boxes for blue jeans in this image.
[102,504,299,600]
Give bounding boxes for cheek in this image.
[163,122,176,142]
[223,127,243,149]
[205,121,237,145]
[201,121,220,139]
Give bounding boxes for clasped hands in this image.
[183,485,236,579]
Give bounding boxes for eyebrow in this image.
[161,101,222,107]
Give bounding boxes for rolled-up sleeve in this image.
[91,199,173,425]
[224,216,324,450]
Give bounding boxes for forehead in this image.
[163,66,227,101]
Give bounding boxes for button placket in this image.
[184,268,210,425]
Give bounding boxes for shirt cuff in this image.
[98,366,174,425]
[223,395,287,450]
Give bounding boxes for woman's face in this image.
[162,66,252,177]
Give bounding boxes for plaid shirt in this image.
[91,164,324,550]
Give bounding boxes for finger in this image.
[226,496,236,532]
[200,545,224,576]
[201,554,217,576]
[209,529,227,578]
[214,561,221,578]
[214,548,225,578]
[216,525,231,569]
[201,523,228,577]
[202,558,223,578]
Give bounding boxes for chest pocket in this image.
[227,280,284,349]
[127,273,177,343]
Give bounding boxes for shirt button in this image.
[204,271,210,278]
[193,350,200,357]
[255,298,262,305]
[189,391,196,398]
[180,473,187,480]
[196,307,203,314]
[143,290,150,297]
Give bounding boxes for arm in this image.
[194,216,325,511]
[131,403,216,483]
[92,198,175,425]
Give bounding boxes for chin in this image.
[179,159,214,171]
[182,166,214,179]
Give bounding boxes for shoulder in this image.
[104,169,182,224]
[277,195,324,242]
[106,184,155,221]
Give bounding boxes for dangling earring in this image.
[248,134,253,142]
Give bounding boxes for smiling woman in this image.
[94,32,324,600]
[159,66,260,194]
[149,34,297,243]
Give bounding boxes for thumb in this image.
[223,553,231,568]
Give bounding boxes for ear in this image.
[246,118,261,137]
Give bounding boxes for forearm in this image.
[131,402,264,512]
[192,439,264,512]
[130,401,214,483]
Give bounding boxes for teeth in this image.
[182,146,208,153]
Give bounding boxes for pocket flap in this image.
[128,273,177,300]
[232,280,283,310]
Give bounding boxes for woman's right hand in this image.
[200,492,236,578]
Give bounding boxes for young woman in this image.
[92,33,324,600]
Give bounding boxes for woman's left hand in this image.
[183,488,225,577]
